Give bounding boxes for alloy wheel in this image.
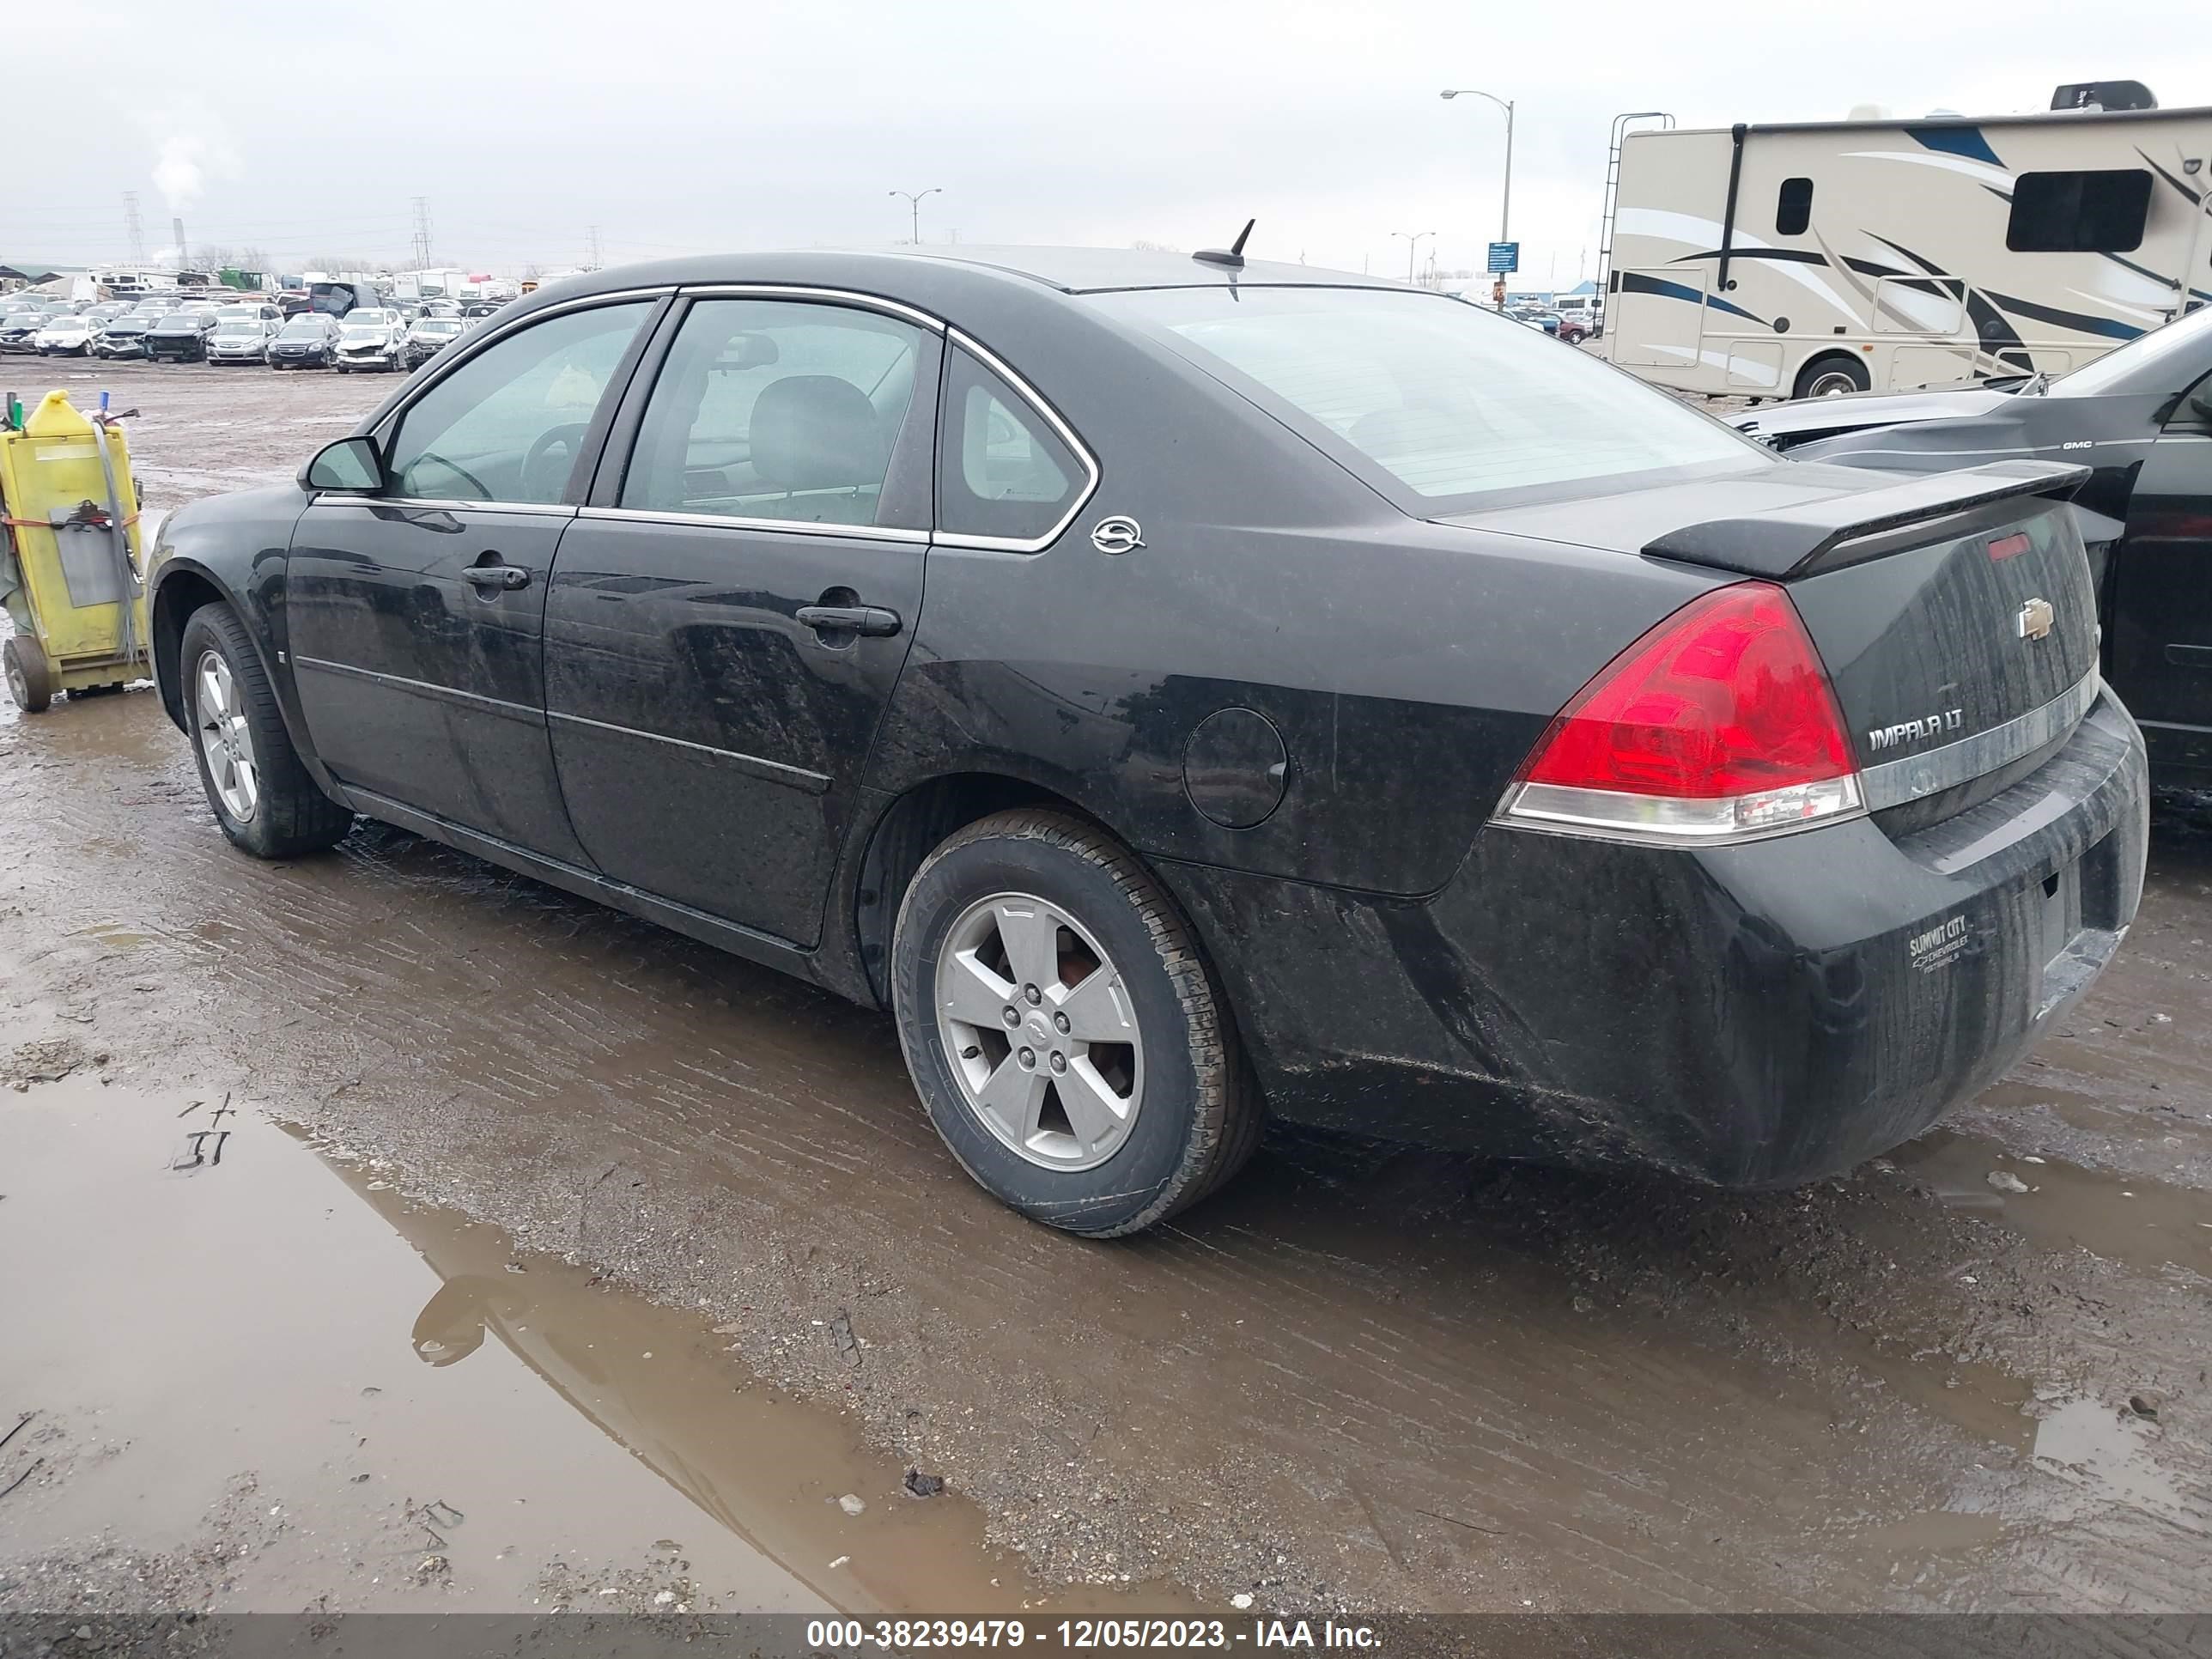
[193,648,260,823]
[934,890,1146,1171]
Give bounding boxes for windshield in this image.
[152,318,197,331]
[1092,287,1765,510]
[416,319,461,333]
[216,321,262,336]
[346,311,391,327]
[2050,304,2212,399]
[278,320,326,339]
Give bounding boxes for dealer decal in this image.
[1909,914,1972,973]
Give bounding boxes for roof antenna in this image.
[1193,219,1255,270]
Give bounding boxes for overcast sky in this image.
[11,0,2208,287]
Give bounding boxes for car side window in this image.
[384,301,651,504]
[618,298,926,527]
[937,346,1085,544]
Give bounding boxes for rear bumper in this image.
[1158,690,2149,1187]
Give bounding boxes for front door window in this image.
[385,302,652,504]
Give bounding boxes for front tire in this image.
[890,809,1261,1236]
[179,603,352,859]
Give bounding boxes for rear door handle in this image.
[796,604,902,638]
[461,563,531,592]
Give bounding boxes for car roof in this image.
[529,245,1389,307]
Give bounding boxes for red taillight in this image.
[1502,582,1864,842]
[1989,532,2032,561]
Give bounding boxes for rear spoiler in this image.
[1643,459,2092,577]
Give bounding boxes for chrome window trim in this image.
[369,287,677,443]
[1859,670,2101,811]
[938,327,1102,555]
[673,283,947,334]
[578,505,928,544]
[546,709,832,795]
[307,496,577,517]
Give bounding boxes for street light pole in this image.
[1391,230,1436,286]
[888,187,943,245]
[1439,87,1516,247]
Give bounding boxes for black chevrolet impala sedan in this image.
[145,247,2149,1235]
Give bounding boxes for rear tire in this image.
[3,635,55,714]
[1794,352,1871,399]
[179,603,352,859]
[890,808,1261,1237]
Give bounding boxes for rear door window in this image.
[617,297,926,527]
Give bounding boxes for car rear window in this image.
[1091,286,1765,512]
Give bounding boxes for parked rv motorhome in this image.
[1601,82,2212,399]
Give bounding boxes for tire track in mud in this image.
[3,369,2210,1612]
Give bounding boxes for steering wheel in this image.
[410,450,492,501]
[522,423,591,501]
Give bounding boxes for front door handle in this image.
[796,604,902,638]
[461,563,531,592]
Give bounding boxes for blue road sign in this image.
[1486,241,1520,274]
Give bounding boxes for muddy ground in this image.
[1,359,2209,1619]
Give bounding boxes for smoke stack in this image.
[173,217,187,268]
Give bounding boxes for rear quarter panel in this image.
[871,317,1726,895]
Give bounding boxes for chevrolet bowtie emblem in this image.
[2017,597,2054,641]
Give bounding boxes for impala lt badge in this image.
[2018,597,2055,641]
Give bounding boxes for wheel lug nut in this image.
[1053,1012,1071,1034]
[1048,1051,1066,1074]
[1001,1006,1020,1027]
[1023,983,1042,1005]
[1018,1048,1036,1069]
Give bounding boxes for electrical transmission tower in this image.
[123,191,146,265]
[586,225,603,269]
[411,197,433,267]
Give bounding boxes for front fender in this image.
[149,488,333,792]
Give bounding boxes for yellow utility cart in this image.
[0,389,150,713]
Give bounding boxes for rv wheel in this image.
[1794,353,1870,399]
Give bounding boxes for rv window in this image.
[1776,178,1814,237]
[2006,170,2153,253]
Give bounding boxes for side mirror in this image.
[301,434,386,494]
[2189,388,2212,428]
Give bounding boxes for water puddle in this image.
[0,1077,1182,1614]
[1888,1128,2212,1276]
[2028,1397,2195,1526]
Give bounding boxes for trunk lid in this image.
[1445,458,2099,819]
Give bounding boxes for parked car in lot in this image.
[146,312,219,362]
[208,316,280,364]
[1729,302,2212,785]
[266,314,340,368]
[146,247,2148,1236]
[92,315,156,360]
[401,314,466,367]
[0,316,46,354]
[34,315,99,356]
[332,308,406,373]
